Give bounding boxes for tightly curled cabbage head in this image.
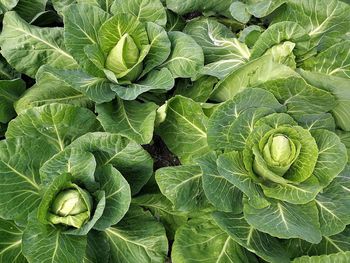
[47,184,93,228]
[0,103,168,263]
[201,87,348,244]
[60,4,176,101]
[98,13,171,85]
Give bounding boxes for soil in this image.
[143,135,181,170]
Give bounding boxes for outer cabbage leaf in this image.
[0,12,78,78]
[172,217,259,263]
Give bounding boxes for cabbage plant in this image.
[156,85,350,261]
[201,87,349,260]
[0,103,168,263]
[0,0,204,104]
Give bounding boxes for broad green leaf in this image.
[272,0,350,50]
[184,17,250,66]
[172,217,259,263]
[207,88,283,150]
[256,76,336,115]
[0,219,26,263]
[213,212,291,263]
[142,22,171,75]
[293,252,350,263]
[63,3,111,75]
[51,0,75,14]
[111,68,174,100]
[197,152,243,213]
[229,2,251,24]
[251,21,310,59]
[162,31,204,78]
[200,59,248,80]
[68,132,153,194]
[157,95,209,164]
[261,176,322,205]
[297,69,350,131]
[132,194,188,239]
[293,113,336,131]
[0,138,56,224]
[105,206,168,263]
[0,79,25,123]
[84,230,110,263]
[174,76,218,102]
[312,130,347,187]
[7,103,100,152]
[337,130,350,161]
[77,0,113,12]
[14,0,47,22]
[111,0,166,26]
[230,0,287,24]
[52,0,113,14]
[211,55,297,102]
[0,0,18,15]
[243,198,322,243]
[315,165,350,236]
[84,43,106,72]
[39,148,97,187]
[302,41,350,79]
[15,69,92,114]
[166,10,185,32]
[166,0,232,16]
[156,165,210,212]
[216,151,269,208]
[239,25,264,48]
[94,165,131,230]
[96,98,158,144]
[246,0,287,18]
[22,211,87,263]
[36,66,116,103]
[285,227,350,258]
[0,12,78,78]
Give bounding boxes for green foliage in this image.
[0,104,166,262]
[0,0,350,262]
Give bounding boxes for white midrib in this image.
[106,185,125,199]
[0,240,21,255]
[52,121,65,151]
[0,88,19,101]
[315,200,342,220]
[8,25,75,61]
[120,101,143,138]
[51,231,60,263]
[215,237,232,263]
[168,105,207,137]
[74,24,96,44]
[277,203,289,230]
[324,236,344,252]
[106,228,154,252]
[286,183,311,193]
[309,7,337,36]
[33,94,85,104]
[104,151,122,165]
[246,227,254,246]
[1,160,39,190]
[173,173,202,190]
